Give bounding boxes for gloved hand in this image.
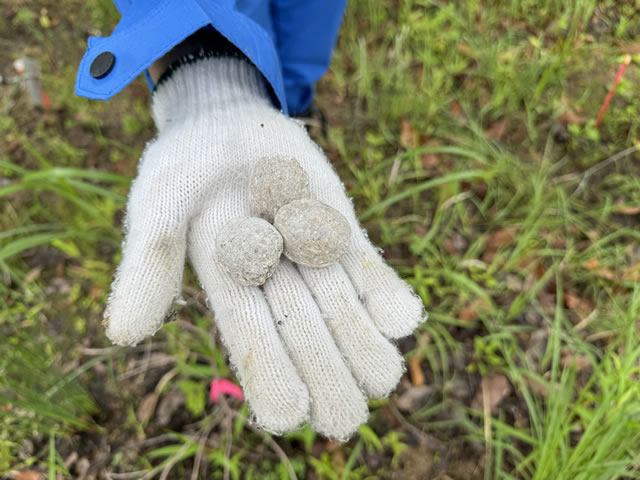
[104,56,426,440]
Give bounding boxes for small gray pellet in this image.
[215,217,283,286]
[249,155,310,222]
[274,199,351,268]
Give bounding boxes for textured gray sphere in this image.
[274,199,351,268]
[249,155,310,222]
[215,217,283,286]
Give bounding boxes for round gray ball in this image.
[274,199,351,268]
[249,155,310,222]
[215,217,283,286]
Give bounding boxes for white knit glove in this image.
[105,57,426,440]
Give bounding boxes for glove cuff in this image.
[151,52,273,131]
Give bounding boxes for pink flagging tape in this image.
[209,378,245,403]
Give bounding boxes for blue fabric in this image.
[75,0,347,114]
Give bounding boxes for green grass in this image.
[2,0,640,478]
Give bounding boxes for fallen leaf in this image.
[561,352,591,371]
[583,258,599,270]
[505,274,524,291]
[415,224,428,236]
[400,119,414,148]
[516,255,539,272]
[486,228,517,249]
[90,286,101,301]
[444,234,468,256]
[444,237,457,255]
[408,356,425,386]
[559,109,586,125]
[417,133,431,146]
[395,384,434,412]
[485,119,507,140]
[421,152,440,168]
[498,45,522,63]
[482,227,519,263]
[564,292,595,318]
[585,230,600,242]
[6,135,20,153]
[137,392,159,424]
[614,205,640,215]
[23,267,42,283]
[525,376,549,397]
[471,373,511,413]
[594,268,616,281]
[534,261,547,279]
[75,458,90,480]
[325,439,342,452]
[459,299,490,322]
[619,42,640,55]
[156,389,185,427]
[15,472,42,480]
[450,100,464,119]
[456,42,472,56]
[331,448,346,469]
[40,91,52,110]
[623,262,640,282]
[537,290,556,314]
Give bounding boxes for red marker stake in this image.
[595,54,632,128]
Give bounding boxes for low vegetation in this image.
[1,0,639,478]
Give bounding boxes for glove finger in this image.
[104,183,188,346]
[300,152,426,340]
[263,259,369,441]
[340,230,426,339]
[298,262,405,399]
[189,207,310,435]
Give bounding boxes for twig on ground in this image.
[117,355,175,381]
[223,431,232,480]
[155,368,179,393]
[176,319,209,336]
[574,309,599,332]
[106,470,149,480]
[241,419,298,480]
[157,441,194,480]
[105,433,185,479]
[482,377,492,472]
[222,404,233,480]
[441,191,473,210]
[571,144,640,197]
[191,410,222,480]
[80,343,167,356]
[125,433,181,450]
[585,330,618,342]
[389,403,446,451]
[181,285,210,315]
[388,156,401,186]
[217,397,297,480]
[136,339,154,385]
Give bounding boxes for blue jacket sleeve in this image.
[75,0,346,115]
[269,0,347,114]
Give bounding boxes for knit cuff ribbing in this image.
[153,39,248,92]
[151,54,273,131]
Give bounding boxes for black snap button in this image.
[90,51,115,79]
